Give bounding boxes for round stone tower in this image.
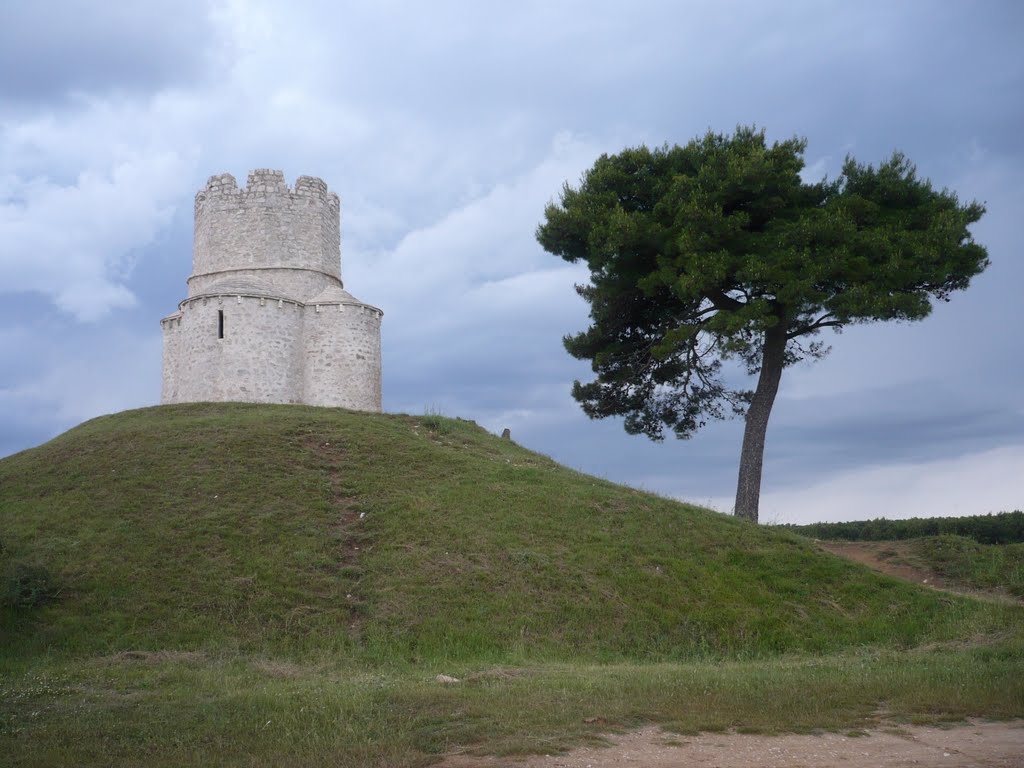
[160,170,382,411]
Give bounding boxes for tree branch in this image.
[707,289,745,311]
[787,313,843,339]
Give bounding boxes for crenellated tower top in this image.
[190,170,342,302]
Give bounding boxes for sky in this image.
[1,0,1021,524]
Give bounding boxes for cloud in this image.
[751,445,1024,525]
[0,322,161,438]
[0,0,217,102]
[356,133,600,306]
[0,141,196,320]
[334,133,609,432]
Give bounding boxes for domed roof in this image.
[306,284,359,304]
[196,276,281,298]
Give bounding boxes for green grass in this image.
[1,403,1022,764]
[910,535,1024,597]
[2,644,1022,767]
[2,403,1018,661]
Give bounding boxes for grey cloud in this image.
[0,0,217,103]
[769,386,1024,477]
[303,2,1024,164]
[0,409,57,458]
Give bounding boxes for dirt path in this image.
[818,540,956,590]
[816,540,1021,604]
[439,720,1024,767]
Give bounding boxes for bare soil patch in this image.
[816,541,1021,604]
[819,540,952,587]
[438,720,1024,767]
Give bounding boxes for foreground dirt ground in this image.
[439,720,1024,767]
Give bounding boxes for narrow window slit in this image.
[218,310,224,339]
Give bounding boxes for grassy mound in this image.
[1,403,1018,663]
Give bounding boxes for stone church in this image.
[161,170,382,410]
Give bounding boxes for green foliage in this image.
[780,511,1024,544]
[537,126,988,441]
[421,406,457,435]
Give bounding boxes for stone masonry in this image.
[160,170,382,410]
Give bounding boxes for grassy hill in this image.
[2,403,1017,662]
[2,404,1022,766]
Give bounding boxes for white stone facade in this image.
[161,170,382,411]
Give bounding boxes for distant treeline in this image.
[778,510,1024,545]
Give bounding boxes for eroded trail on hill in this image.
[439,720,1024,768]
[816,541,1022,605]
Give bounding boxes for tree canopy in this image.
[537,127,988,522]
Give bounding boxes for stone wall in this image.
[162,295,305,404]
[304,302,383,410]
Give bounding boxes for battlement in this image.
[191,169,342,292]
[194,170,339,218]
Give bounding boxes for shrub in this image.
[3,562,57,608]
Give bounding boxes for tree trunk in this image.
[734,322,787,522]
